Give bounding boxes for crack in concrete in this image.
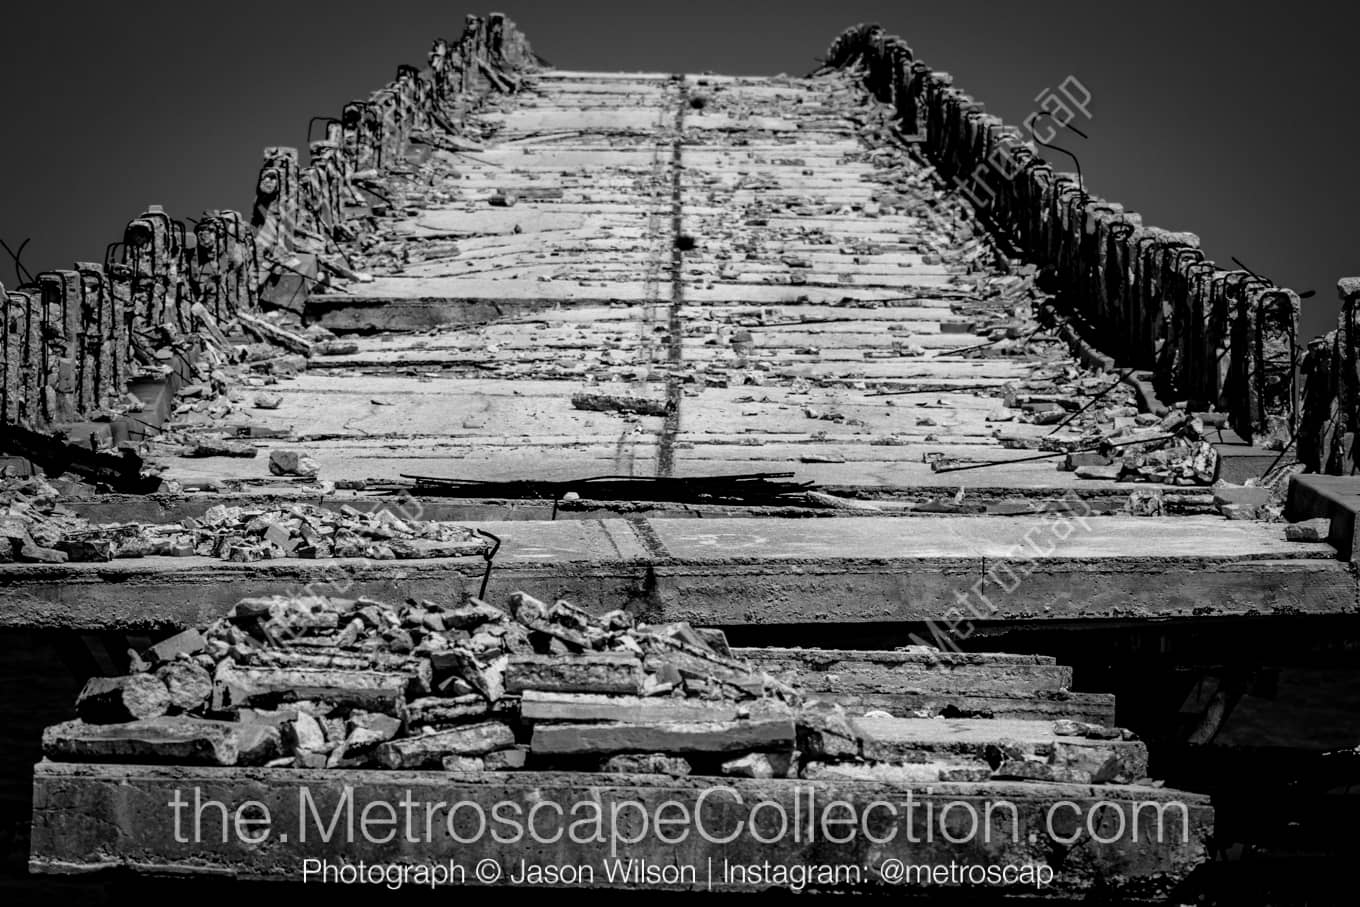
[657,76,687,478]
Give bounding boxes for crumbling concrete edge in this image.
[1285,473,1360,562]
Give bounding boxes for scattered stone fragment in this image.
[442,755,485,772]
[484,745,529,770]
[721,752,792,779]
[1285,518,1331,542]
[601,753,691,776]
[406,694,489,726]
[237,311,314,356]
[145,629,207,665]
[804,761,989,783]
[183,439,256,458]
[285,711,327,754]
[377,721,515,768]
[531,718,795,756]
[506,653,645,695]
[795,706,863,759]
[994,760,1092,783]
[268,450,320,477]
[519,691,741,723]
[346,711,402,751]
[570,391,668,417]
[1212,484,1274,519]
[156,661,213,712]
[1052,738,1149,783]
[1053,719,1123,739]
[77,674,172,724]
[212,663,408,714]
[43,717,245,766]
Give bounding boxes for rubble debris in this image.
[183,439,257,458]
[570,391,670,417]
[378,721,515,768]
[602,753,691,776]
[39,587,1184,800]
[43,716,275,767]
[519,691,742,723]
[506,653,644,695]
[76,674,171,724]
[722,751,793,779]
[268,449,320,477]
[1213,483,1282,521]
[0,481,490,563]
[1285,518,1331,542]
[236,312,315,357]
[531,716,797,756]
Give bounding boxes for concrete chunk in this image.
[42,717,245,765]
[144,628,207,664]
[212,661,408,714]
[722,752,792,779]
[532,718,795,756]
[484,745,529,770]
[601,753,691,776]
[520,690,741,723]
[406,694,489,726]
[156,661,213,712]
[506,652,643,695]
[376,721,515,768]
[76,674,171,724]
[1285,518,1331,542]
[441,755,485,772]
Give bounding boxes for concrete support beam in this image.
[0,517,1349,631]
[30,764,1213,897]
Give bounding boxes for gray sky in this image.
[1,0,1355,339]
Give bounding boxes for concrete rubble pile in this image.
[43,590,1152,788]
[0,476,488,563]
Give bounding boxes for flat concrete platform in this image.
[30,763,1212,897]
[0,516,1348,631]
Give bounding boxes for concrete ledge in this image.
[0,516,1350,631]
[29,763,1213,898]
[1287,474,1360,561]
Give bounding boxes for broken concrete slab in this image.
[519,691,742,723]
[506,653,644,695]
[42,717,255,766]
[376,720,515,768]
[531,717,796,756]
[212,662,409,714]
[28,764,1214,897]
[76,674,171,724]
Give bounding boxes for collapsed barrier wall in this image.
[820,24,1300,450]
[1,11,534,441]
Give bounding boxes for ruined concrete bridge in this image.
[6,14,1360,903]
[6,67,1351,628]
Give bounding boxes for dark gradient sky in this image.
[0,0,1355,339]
